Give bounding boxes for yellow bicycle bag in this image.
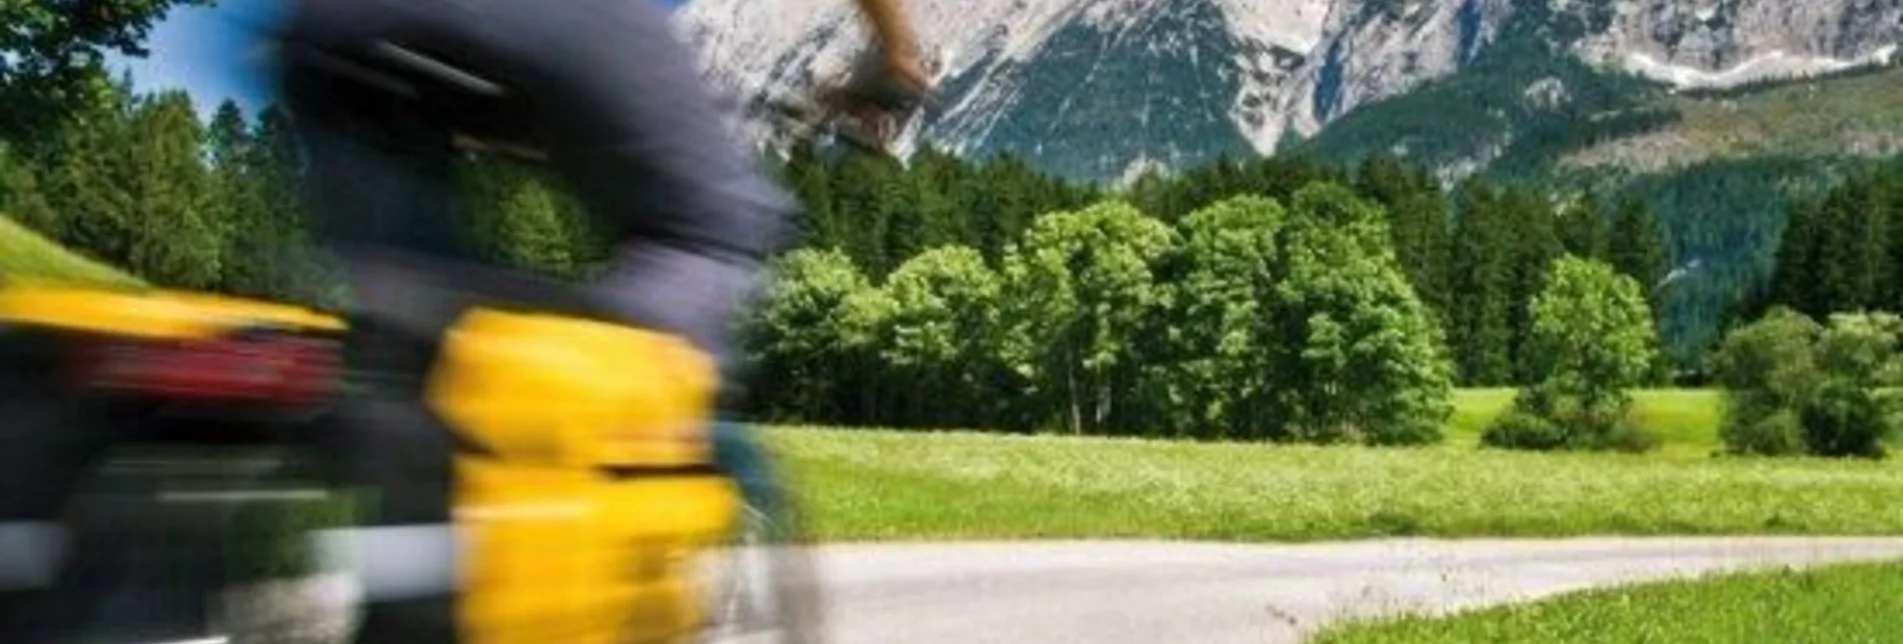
[424,307,739,644]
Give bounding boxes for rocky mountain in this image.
[675,0,1903,182]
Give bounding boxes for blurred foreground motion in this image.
[0,0,932,642]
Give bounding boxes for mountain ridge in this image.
[677,0,1903,182]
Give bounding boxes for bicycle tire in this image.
[697,427,826,644]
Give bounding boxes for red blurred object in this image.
[70,333,342,404]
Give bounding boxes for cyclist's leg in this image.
[277,2,470,642]
[711,421,782,523]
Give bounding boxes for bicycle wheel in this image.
[43,442,347,644]
[696,426,825,644]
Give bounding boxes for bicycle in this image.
[0,276,823,644]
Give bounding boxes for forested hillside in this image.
[1763,156,1903,321]
[1296,30,1903,366]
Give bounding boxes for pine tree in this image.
[973,155,1036,261]
[0,142,56,234]
[248,104,334,305]
[1845,175,1890,311]
[1448,178,1516,385]
[1502,186,1565,384]
[121,91,223,288]
[206,101,249,171]
[207,101,265,295]
[1356,156,1450,317]
[1609,197,1667,292]
[1770,197,1823,317]
[827,152,901,273]
[909,143,969,247]
[1884,168,1903,309]
[495,177,576,274]
[781,141,839,251]
[1813,189,1865,315]
[41,75,136,263]
[1559,192,1609,261]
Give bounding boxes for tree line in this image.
[2,84,329,302]
[0,75,1680,407]
[1763,157,1903,322]
[787,149,1672,390]
[1132,155,1670,387]
[741,186,1458,443]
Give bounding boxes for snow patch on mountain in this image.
[1619,46,1900,89]
[1572,0,1903,90]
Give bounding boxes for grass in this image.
[1566,65,1903,171]
[0,214,141,286]
[763,425,1903,543]
[1312,560,1903,643]
[1448,389,1724,458]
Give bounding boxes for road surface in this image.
[803,537,1903,644]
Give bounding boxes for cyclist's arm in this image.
[852,0,919,56]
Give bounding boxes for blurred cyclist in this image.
[270,0,931,641]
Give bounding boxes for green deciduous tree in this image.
[1526,256,1660,404]
[878,245,1003,428]
[1712,308,1902,459]
[745,248,882,423]
[1269,184,1454,445]
[998,201,1178,434]
[0,0,209,147]
[1711,307,1824,456]
[1485,255,1660,452]
[1170,195,1286,439]
[1808,313,1903,458]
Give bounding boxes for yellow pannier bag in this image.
[426,308,740,644]
[0,280,344,339]
[427,307,721,469]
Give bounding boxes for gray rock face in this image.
[1573,0,1903,86]
[1277,0,1520,143]
[676,0,1903,180]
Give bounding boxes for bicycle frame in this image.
[0,280,797,644]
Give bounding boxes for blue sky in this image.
[117,0,690,119]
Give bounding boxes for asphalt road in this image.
[805,537,1903,644]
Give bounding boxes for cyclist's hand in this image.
[884,49,932,98]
